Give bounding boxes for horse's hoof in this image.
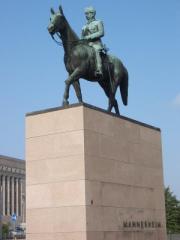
[62,100,69,106]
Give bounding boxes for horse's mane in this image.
[61,15,95,57]
[63,15,79,42]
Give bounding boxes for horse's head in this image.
[47,6,66,36]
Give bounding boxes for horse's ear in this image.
[59,5,64,15]
[50,8,55,15]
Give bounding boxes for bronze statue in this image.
[47,6,128,115]
[81,6,104,77]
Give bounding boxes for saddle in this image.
[79,40,113,77]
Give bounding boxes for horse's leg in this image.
[108,97,120,115]
[98,80,119,114]
[62,68,82,106]
[114,99,120,115]
[72,80,83,103]
[108,83,120,115]
[98,78,120,115]
[98,80,112,111]
[112,72,121,115]
[107,82,116,113]
[108,98,113,112]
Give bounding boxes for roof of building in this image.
[0,155,24,162]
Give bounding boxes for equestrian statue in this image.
[47,6,128,115]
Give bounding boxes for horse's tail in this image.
[120,68,128,105]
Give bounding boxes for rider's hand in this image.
[84,35,91,40]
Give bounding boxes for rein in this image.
[51,32,87,47]
[51,33,63,46]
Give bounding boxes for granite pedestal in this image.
[26,103,167,240]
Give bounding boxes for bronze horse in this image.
[48,6,128,115]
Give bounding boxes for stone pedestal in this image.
[26,103,167,240]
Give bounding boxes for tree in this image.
[165,186,180,233]
[2,223,9,239]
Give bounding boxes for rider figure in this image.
[81,6,104,77]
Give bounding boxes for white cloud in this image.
[173,93,180,107]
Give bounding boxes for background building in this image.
[0,155,25,227]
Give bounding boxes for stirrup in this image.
[95,70,103,77]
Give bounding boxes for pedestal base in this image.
[26,103,167,240]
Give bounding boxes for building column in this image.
[16,178,19,216]
[21,179,25,222]
[2,175,6,215]
[7,176,10,216]
[11,177,14,215]
[0,176,2,240]
[19,179,23,217]
[0,176,3,216]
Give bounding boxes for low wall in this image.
[168,234,180,240]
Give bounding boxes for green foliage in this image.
[2,223,9,239]
[165,187,180,233]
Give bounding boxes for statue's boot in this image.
[95,70,103,78]
[95,51,103,77]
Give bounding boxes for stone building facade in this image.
[0,155,25,225]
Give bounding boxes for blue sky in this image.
[0,1,180,198]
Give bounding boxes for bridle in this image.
[50,32,63,46]
[49,14,88,47]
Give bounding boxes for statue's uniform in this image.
[81,20,104,50]
[81,20,104,74]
